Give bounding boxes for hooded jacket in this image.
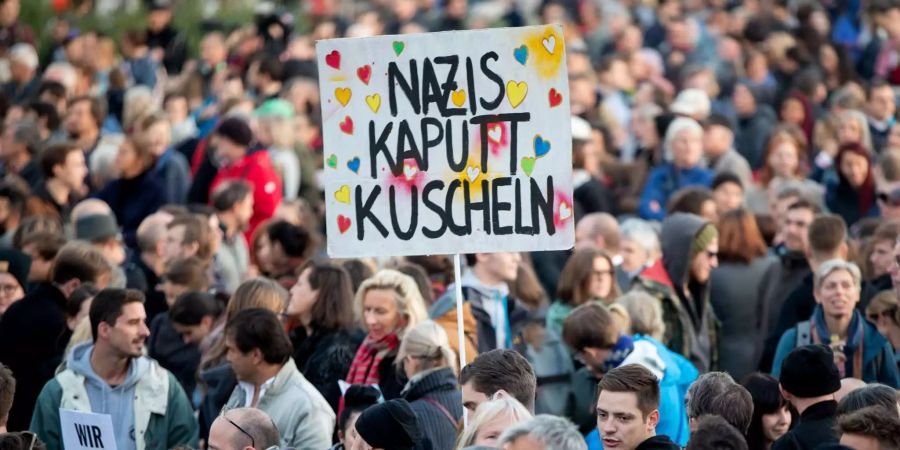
[632,214,719,372]
[223,357,335,450]
[30,342,198,450]
[401,367,462,450]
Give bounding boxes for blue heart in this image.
[514,45,528,65]
[533,136,551,158]
[347,157,361,173]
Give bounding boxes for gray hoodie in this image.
[68,342,149,450]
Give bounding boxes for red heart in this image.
[325,50,341,69]
[357,65,372,85]
[339,116,353,134]
[337,215,352,234]
[549,88,562,107]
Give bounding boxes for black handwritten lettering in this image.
[388,60,420,116]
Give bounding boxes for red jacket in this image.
[210,149,282,242]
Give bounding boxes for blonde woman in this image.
[346,269,428,399]
[398,320,462,450]
[455,393,533,449]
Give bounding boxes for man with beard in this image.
[30,288,197,449]
[211,180,253,294]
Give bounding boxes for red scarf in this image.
[346,333,400,385]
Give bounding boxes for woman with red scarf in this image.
[825,142,879,226]
[345,269,428,400]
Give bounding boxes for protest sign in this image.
[59,409,117,450]
[318,25,574,257]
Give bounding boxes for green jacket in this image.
[30,354,198,450]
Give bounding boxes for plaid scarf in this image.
[346,333,400,385]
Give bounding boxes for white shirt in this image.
[238,376,276,408]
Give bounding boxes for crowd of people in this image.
[1,0,900,449]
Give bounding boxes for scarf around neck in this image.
[811,306,865,379]
[346,333,400,386]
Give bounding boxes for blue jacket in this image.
[585,336,697,450]
[638,164,714,221]
[772,312,900,388]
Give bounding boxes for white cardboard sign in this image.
[59,409,118,450]
[317,25,574,257]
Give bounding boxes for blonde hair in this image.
[355,269,428,337]
[607,303,632,336]
[398,320,458,374]
[866,291,898,324]
[616,291,665,341]
[64,316,93,358]
[455,394,533,450]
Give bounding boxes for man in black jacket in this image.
[145,0,188,75]
[595,364,680,450]
[772,345,840,450]
[0,241,111,431]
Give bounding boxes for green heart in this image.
[521,157,536,177]
[393,41,405,56]
[326,154,338,168]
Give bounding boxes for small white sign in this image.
[59,409,118,450]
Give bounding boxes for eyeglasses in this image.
[0,283,21,295]
[868,306,897,323]
[224,415,255,449]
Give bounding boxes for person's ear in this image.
[97,320,111,339]
[251,348,264,365]
[201,315,213,329]
[838,241,849,260]
[779,384,792,402]
[647,409,660,429]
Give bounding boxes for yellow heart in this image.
[335,87,352,106]
[365,94,381,113]
[506,81,528,108]
[451,89,466,107]
[334,185,351,204]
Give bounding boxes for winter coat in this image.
[209,148,283,242]
[291,327,361,411]
[223,358,335,450]
[30,342,198,450]
[756,247,810,371]
[155,148,191,205]
[198,363,236,441]
[735,106,778,169]
[638,163,714,221]
[0,283,71,431]
[402,367,462,450]
[95,168,168,249]
[146,25,188,75]
[710,256,776,379]
[825,177,879,227]
[760,273,815,373]
[772,309,900,387]
[147,314,201,397]
[631,214,719,372]
[771,401,838,450]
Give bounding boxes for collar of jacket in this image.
[799,400,838,422]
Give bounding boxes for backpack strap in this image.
[422,397,459,430]
[795,320,812,347]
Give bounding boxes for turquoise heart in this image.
[514,45,528,65]
[347,157,361,173]
[533,136,551,158]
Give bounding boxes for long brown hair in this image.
[301,260,355,332]
[718,209,768,264]
[557,248,621,306]
[758,124,808,188]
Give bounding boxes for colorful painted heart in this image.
[366,94,381,113]
[403,161,418,180]
[466,166,480,182]
[326,154,338,168]
[488,124,502,143]
[548,88,562,107]
[325,50,341,69]
[521,157,536,177]
[335,185,351,204]
[335,87,352,106]
[559,202,572,221]
[347,157,361,173]
[357,65,372,84]
[337,215,352,233]
[451,89,466,107]
[542,35,556,54]
[513,45,528,65]
[533,135,551,158]
[393,41,405,56]
[506,80,528,108]
[339,116,354,134]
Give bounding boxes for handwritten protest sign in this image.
[318,25,574,257]
[60,409,117,450]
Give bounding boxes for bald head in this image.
[835,378,867,403]
[208,408,280,450]
[575,213,620,253]
[137,212,174,255]
[71,199,112,225]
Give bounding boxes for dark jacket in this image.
[710,256,776,380]
[146,25,188,75]
[771,401,838,450]
[155,149,191,205]
[635,435,681,450]
[0,283,71,431]
[95,169,167,249]
[760,273,814,373]
[573,176,616,221]
[632,214,718,372]
[757,247,810,370]
[198,363,237,441]
[148,314,201,397]
[291,327,361,411]
[133,254,167,324]
[824,177,879,228]
[402,367,462,450]
[735,106,778,169]
[377,351,407,400]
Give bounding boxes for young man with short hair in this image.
[458,348,536,420]
[163,214,214,265]
[27,141,88,223]
[0,241,111,431]
[31,288,198,449]
[685,372,753,434]
[838,406,900,450]
[222,308,334,450]
[595,364,680,450]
